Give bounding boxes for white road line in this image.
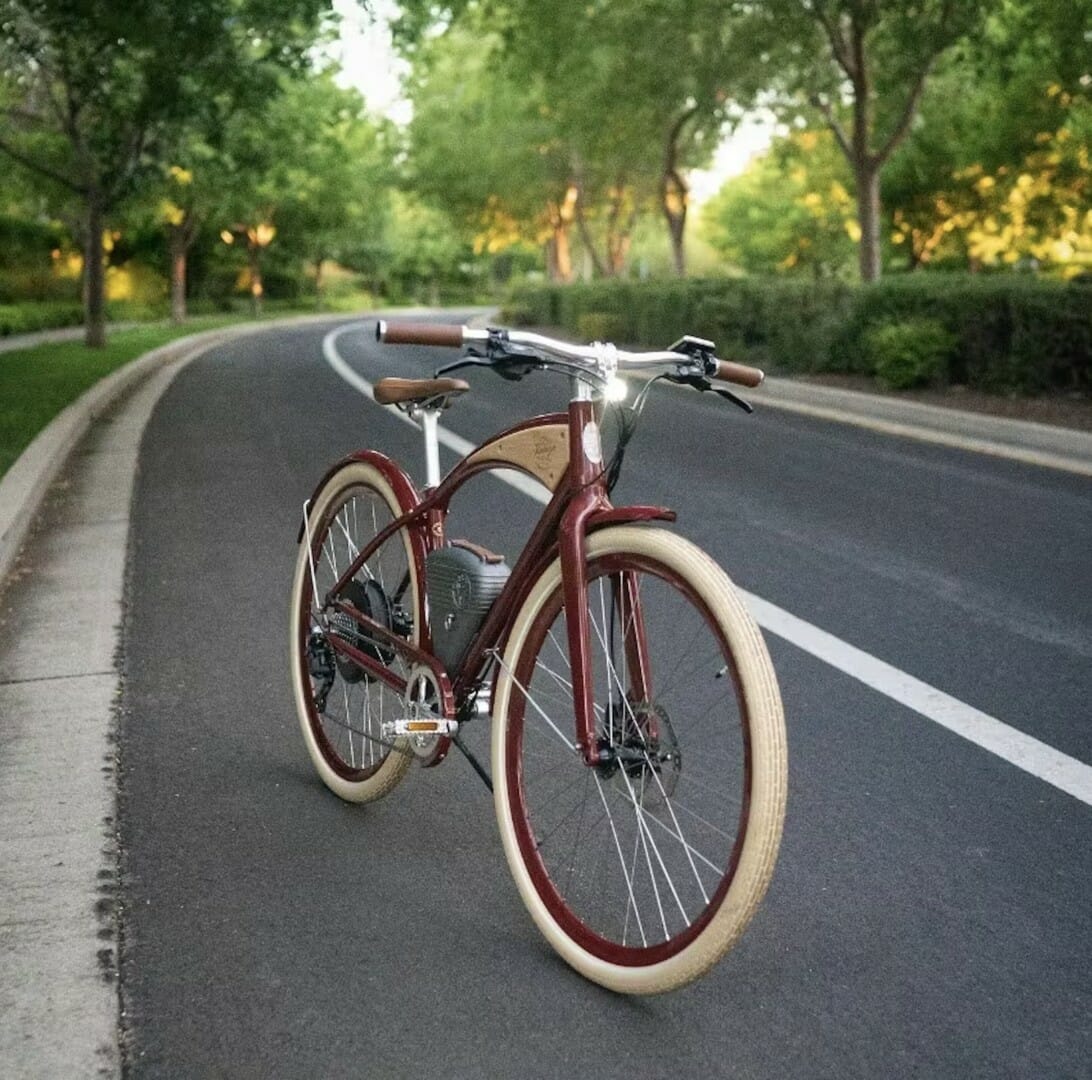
[324,321,1092,808]
[739,591,1092,805]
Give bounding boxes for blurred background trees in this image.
[0,0,1088,345]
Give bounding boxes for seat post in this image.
[416,407,442,488]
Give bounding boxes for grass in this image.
[0,316,245,479]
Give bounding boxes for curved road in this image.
[118,316,1091,1077]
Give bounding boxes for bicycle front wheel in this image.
[290,460,419,803]
[492,526,786,994]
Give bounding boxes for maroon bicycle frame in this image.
[307,397,675,766]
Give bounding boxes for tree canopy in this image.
[1,0,1086,335]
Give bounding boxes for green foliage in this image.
[701,130,858,278]
[374,191,486,304]
[0,302,84,335]
[400,0,733,274]
[576,312,629,343]
[832,274,1091,393]
[407,23,564,251]
[866,319,956,389]
[510,274,1091,395]
[0,0,335,203]
[883,2,1092,274]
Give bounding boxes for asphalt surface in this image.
[117,316,1091,1077]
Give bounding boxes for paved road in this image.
[118,317,1091,1077]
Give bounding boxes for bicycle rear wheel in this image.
[492,526,786,994]
[290,460,419,803]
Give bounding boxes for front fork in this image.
[561,394,653,766]
[561,532,652,765]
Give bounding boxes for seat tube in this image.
[561,380,606,766]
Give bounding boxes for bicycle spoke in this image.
[592,772,646,947]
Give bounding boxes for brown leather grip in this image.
[713,359,765,388]
[376,320,465,347]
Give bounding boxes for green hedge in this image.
[0,302,85,336]
[0,300,189,337]
[504,275,1091,395]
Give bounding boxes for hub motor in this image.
[328,578,395,682]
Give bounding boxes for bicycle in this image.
[290,320,787,994]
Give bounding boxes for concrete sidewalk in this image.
[0,362,189,1078]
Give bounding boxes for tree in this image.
[397,0,728,277]
[747,0,1000,281]
[251,75,394,307]
[517,0,732,278]
[882,0,1091,271]
[406,23,576,279]
[377,189,477,303]
[701,129,859,277]
[0,0,333,343]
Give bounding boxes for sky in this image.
[330,0,776,205]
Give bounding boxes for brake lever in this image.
[710,385,754,413]
[433,355,494,378]
[665,372,753,413]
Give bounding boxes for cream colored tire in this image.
[492,526,787,994]
[290,461,416,803]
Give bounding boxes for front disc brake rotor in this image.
[603,700,681,806]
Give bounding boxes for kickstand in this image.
[452,731,493,793]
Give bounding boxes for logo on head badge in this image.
[582,422,602,465]
[451,572,472,610]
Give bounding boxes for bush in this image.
[0,300,180,336]
[576,312,629,342]
[0,302,85,336]
[507,274,1091,396]
[865,319,955,389]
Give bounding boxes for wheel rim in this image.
[296,482,416,781]
[505,552,752,967]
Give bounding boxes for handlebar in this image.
[375,319,765,390]
[376,320,465,348]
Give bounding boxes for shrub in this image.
[865,319,956,389]
[507,274,1090,395]
[0,302,85,336]
[576,312,629,342]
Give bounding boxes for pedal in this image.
[380,717,459,740]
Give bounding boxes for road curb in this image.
[0,314,352,592]
[757,377,1092,476]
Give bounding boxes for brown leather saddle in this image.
[373,377,470,409]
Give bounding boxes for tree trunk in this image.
[170,234,187,323]
[856,164,882,283]
[248,245,264,316]
[314,257,325,309]
[84,194,107,347]
[660,174,688,277]
[544,187,578,283]
[661,107,697,279]
[665,204,686,277]
[575,202,607,279]
[550,224,573,282]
